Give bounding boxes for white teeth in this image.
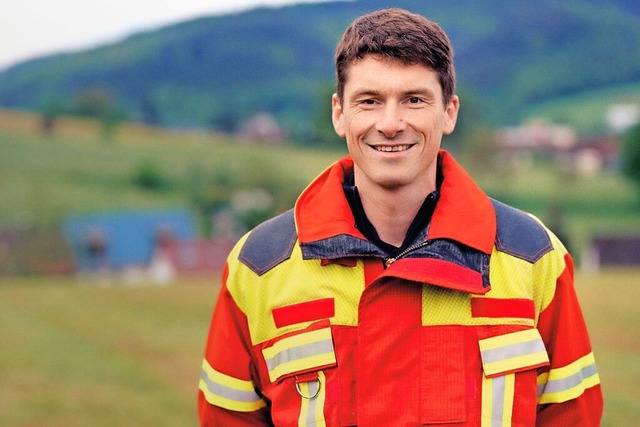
[375,145,410,152]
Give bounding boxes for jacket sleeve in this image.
[535,253,603,426]
[198,263,272,426]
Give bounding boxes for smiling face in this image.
[332,54,459,194]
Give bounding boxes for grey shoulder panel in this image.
[238,209,297,276]
[491,199,553,263]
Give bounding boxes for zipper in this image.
[384,240,431,268]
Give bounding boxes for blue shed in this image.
[62,208,197,271]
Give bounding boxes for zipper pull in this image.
[384,240,431,268]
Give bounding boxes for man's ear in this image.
[442,94,460,135]
[332,93,346,137]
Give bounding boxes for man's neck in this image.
[356,180,435,248]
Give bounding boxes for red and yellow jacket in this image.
[198,151,603,426]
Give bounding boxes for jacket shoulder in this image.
[238,209,297,275]
[491,199,553,263]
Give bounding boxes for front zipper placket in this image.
[384,240,432,268]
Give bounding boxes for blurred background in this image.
[0,0,639,425]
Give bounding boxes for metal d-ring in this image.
[294,374,322,399]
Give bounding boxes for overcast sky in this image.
[0,0,333,71]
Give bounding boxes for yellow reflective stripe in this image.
[481,374,493,427]
[480,328,540,350]
[537,353,600,404]
[263,327,336,382]
[480,329,549,377]
[199,359,266,412]
[481,373,515,427]
[298,371,327,427]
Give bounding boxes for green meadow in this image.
[1,109,640,425]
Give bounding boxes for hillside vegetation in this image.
[0,0,639,138]
[1,108,639,261]
[0,109,343,230]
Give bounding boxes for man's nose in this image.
[375,104,406,138]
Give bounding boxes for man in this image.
[198,8,603,426]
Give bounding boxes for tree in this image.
[621,123,640,200]
[73,87,123,140]
[39,100,65,136]
[139,95,160,126]
[310,82,344,147]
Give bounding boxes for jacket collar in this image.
[295,156,363,244]
[428,151,496,254]
[295,150,496,255]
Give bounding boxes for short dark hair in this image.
[335,8,455,106]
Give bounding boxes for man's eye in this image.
[361,99,376,105]
[408,97,423,104]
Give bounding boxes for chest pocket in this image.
[478,328,549,425]
[262,323,337,384]
[421,326,468,424]
[260,321,337,427]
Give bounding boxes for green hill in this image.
[0,0,639,138]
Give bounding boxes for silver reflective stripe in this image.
[266,339,334,372]
[200,370,261,403]
[481,373,515,426]
[538,362,598,396]
[491,375,505,427]
[482,338,546,364]
[304,381,321,425]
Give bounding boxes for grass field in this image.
[1,269,638,426]
[0,276,217,427]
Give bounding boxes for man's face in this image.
[332,54,459,193]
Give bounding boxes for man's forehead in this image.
[343,55,441,94]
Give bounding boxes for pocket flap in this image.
[479,328,549,378]
[262,325,336,383]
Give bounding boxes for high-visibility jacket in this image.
[198,151,603,426]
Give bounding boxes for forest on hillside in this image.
[0,0,639,140]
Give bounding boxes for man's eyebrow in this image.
[405,88,437,98]
[350,89,382,99]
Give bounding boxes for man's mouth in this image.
[373,144,412,152]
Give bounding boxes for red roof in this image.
[159,238,235,275]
